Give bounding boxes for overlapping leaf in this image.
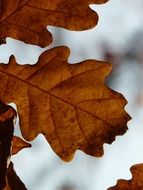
[108,164,143,190]
[12,136,31,155]
[0,46,130,161]
[4,162,27,190]
[0,102,16,190]
[0,101,31,189]
[0,0,108,46]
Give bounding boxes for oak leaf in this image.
[0,101,16,190]
[12,136,31,155]
[0,0,108,47]
[4,162,28,190]
[108,164,143,190]
[0,101,30,189]
[0,46,130,161]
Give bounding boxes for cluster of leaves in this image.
[0,0,142,189]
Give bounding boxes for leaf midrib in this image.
[0,67,116,128]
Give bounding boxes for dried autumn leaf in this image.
[0,46,130,161]
[0,0,108,47]
[108,164,143,190]
[4,162,27,190]
[3,179,11,190]
[12,136,31,155]
[0,101,16,190]
[0,101,29,189]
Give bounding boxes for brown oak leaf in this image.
[12,136,31,155]
[4,162,27,190]
[108,164,143,190]
[0,46,130,161]
[0,101,16,189]
[0,0,108,47]
[0,101,30,189]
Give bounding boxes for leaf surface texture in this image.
[0,0,108,46]
[0,46,130,161]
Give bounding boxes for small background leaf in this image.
[108,164,143,190]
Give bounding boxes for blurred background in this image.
[1,0,143,189]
